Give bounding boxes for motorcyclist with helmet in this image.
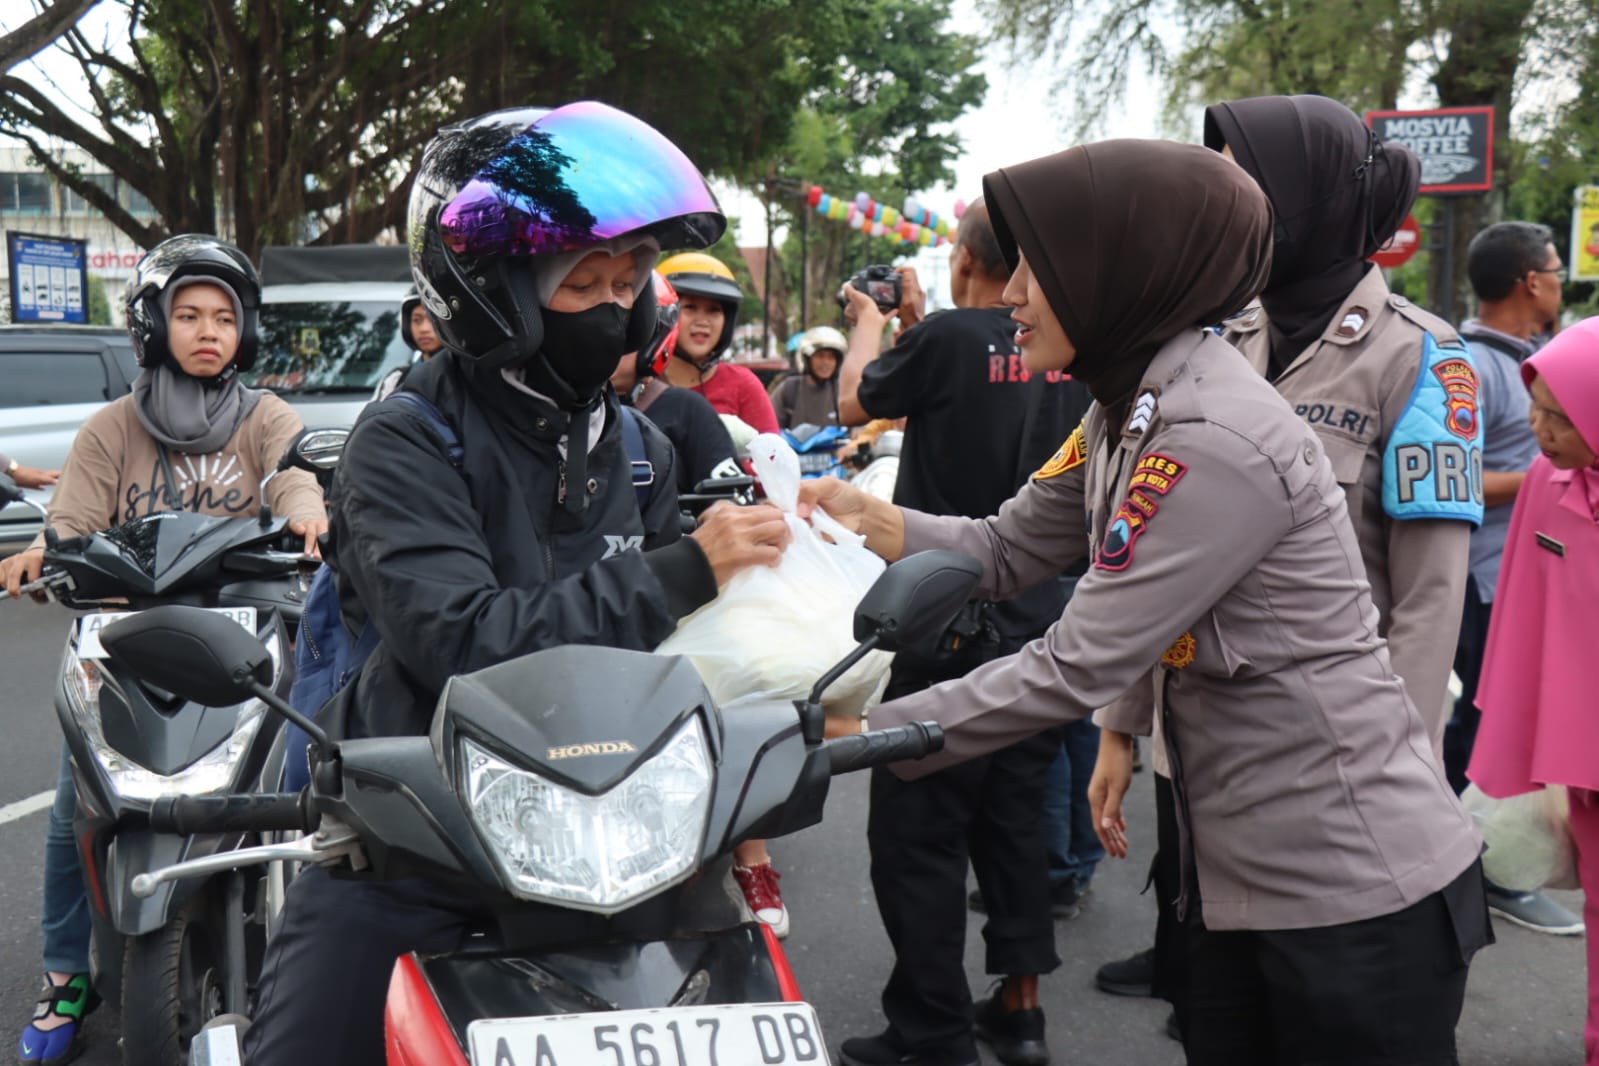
[655,251,780,436]
[240,102,791,1066]
[0,235,326,1066]
[773,325,845,430]
[370,286,445,401]
[610,272,741,494]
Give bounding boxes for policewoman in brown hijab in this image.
[799,139,1488,1066]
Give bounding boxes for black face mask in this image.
[537,302,631,404]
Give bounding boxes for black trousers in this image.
[1151,777,1490,1066]
[244,866,475,1066]
[866,702,1060,1056]
[1444,574,1491,794]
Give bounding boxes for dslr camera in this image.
[838,265,902,314]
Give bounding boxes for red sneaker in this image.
[732,863,790,939]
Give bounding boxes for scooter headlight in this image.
[459,716,713,913]
[61,632,281,803]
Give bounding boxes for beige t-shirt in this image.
[31,392,324,546]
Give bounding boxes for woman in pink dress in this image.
[1470,315,1599,1062]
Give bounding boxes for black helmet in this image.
[407,102,725,388]
[399,286,425,351]
[658,251,741,365]
[125,235,262,373]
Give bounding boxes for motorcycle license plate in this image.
[76,606,258,659]
[466,1002,830,1066]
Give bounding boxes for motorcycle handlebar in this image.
[825,721,945,776]
[148,792,313,835]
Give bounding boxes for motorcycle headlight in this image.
[459,716,714,913]
[61,632,281,803]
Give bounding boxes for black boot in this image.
[973,991,1049,1066]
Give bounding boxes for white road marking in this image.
[0,790,53,825]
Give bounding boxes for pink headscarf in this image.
[1470,316,1599,797]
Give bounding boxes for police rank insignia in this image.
[1096,453,1188,571]
[1432,357,1480,441]
[1034,424,1087,480]
[1161,632,1196,669]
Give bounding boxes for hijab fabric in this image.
[1524,318,1599,515]
[982,139,1274,406]
[1469,318,1599,796]
[132,363,260,455]
[1204,95,1420,369]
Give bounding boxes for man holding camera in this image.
[834,201,1093,1066]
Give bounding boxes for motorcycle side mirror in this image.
[277,426,350,476]
[801,552,983,737]
[102,605,334,754]
[101,605,273,707]
[853,550,983,654]
[0,472,22,506]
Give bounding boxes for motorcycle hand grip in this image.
[825,721,945,776]
[148,792,312,835]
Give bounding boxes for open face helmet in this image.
[797,325,847,377]
[658,251,741,365]
[126,235,262,374]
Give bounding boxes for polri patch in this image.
[1096,453,1188,571]
[1161,631,1196,669]
[1034,424,1087,480]
[1432,357,1480,441]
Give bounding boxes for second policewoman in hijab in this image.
[799,139,1489,1066]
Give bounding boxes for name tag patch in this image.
[1097,453,1187,571]
[1536,532,1565,557]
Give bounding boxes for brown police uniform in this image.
[871,326,1481,932]
[1222,266,1482,747]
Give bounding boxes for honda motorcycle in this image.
[98,549,983,1066]
[0,426,346,1065]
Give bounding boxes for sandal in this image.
[16,974,98,1066]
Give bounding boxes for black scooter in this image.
[0,427,345,1065]
[97,549,982,1066]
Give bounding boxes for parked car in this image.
[0,325,140,550]
[0,245,414,552]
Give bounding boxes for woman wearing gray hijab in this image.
[0,235,324,1066]
[801,139,1487,1066]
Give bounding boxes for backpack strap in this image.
[387,390,463,469]
[619,406,654,512]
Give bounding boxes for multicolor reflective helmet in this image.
[409,103,726,371]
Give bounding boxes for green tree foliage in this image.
[979,0,1599,319]
[762,0,986,338]
[0,0,859,258]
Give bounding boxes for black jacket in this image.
[328,353,717,739]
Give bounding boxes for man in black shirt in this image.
[612,346,740,494]
[833,201,1094,1066]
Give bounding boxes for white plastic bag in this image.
[1461,783,1579,892]
[657,434,893,717]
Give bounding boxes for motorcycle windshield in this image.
[98,511,243,583]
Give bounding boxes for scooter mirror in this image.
[101,605,274,708]
[277,426,350,475]
[853,550,983,654]
[0,472,22,506]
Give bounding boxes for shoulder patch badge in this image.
[1034,423,1087,481]
[1126,390,1158,436]
[1096,453,1188,571]
[1161,632,1196,670]
[1432,356,1479,441]
[1382,334,1485,526]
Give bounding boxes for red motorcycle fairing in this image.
[383,925,800,1061]
[386,953,469,1066]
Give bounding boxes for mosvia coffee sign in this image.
[1365,106,1495,194]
